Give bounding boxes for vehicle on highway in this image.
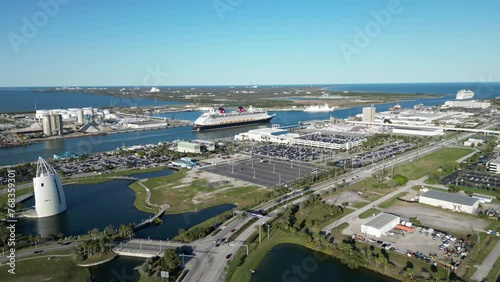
[230,229,237,233]
[33,250,43,254]
[226,253,232,259]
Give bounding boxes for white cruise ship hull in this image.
[192,115,274,131]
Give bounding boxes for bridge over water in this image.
[112,238,189,258]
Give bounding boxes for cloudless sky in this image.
[1,0,499,86]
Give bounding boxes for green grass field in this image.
[358,208,381,219]
[0,252,89,282]
[128,171,270,214]
[394,148,474,180]
[378,192,406,209]
[352,201,369,208]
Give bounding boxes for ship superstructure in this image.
[456,89,474,100]
[303,103,337,112]
[192,106,275,131]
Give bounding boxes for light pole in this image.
[232,161,234,174]
[253,168,256,179]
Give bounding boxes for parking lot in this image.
[357,226,470,269]
[441,170,500,190]
[245,144,330,162]
[204,155,321,187]
[336,142,413,168]
[297,132,365,145]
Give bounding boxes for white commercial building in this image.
[177,141,201,154]
[234,126,299,144]
[360,213,400,238]
[443,100,491,109]
[464,138,484,147]
[419,190,480,214]
[290,133,365,150]
[488,157,500,174]
[362,106,376,122]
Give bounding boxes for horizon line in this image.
[1,81,499,88]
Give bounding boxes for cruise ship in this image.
[192,106,275,131]
[303,103,337,112]
[456,89,474,100]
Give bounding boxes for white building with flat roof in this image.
[443,100,491,109]
[419,190,480,214]
[361,213,400,238]
[362,106,376,122]
[177,141,201,154]
[464,138,484,147]
[488,157,500,174]
[234,126,299,144]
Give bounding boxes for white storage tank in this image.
[83,107,94,115]
[36,110,50,120]
[77,109,84,124]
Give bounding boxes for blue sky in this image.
[1,0,500,86]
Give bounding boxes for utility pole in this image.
[253,168,256,179]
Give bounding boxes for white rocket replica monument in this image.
[33,157,67,218]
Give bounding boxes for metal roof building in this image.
[361,213,400,238]
[419,190,480,214]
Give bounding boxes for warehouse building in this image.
[419,190,480,214]
[177,141,201,154]
[360,213,400,238]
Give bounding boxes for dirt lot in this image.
[323,190,370,206]
[383,201,489,234]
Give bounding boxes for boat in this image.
[192,106,275,131]
[456,89,474,100]
[303,103,337,112]
[389,103,401,111]
[414,103,424,110]
[149,87,160,93]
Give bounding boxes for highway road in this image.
[0,241,78,264]
[182,123,497,282]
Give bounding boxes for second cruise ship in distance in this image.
[456,89,474,100]
[192,106,275,131]
[303,103,337,112]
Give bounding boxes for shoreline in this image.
[76,253,118,267]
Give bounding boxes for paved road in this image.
[470,238,500,281]
[0,241,79,264]
[321,176,427,232]
[182,215,267,282]
[182,124,497,282]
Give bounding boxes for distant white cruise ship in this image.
[192,106,275,131]
[456,89,474,100]
[303,103,337,112]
